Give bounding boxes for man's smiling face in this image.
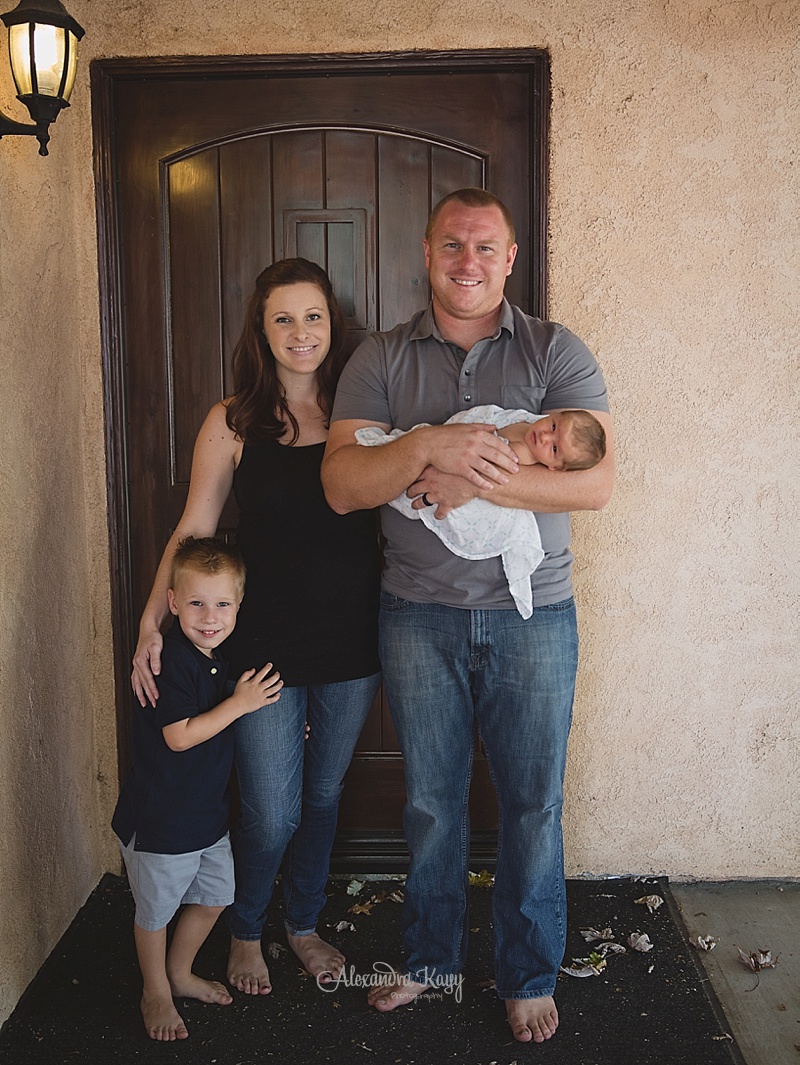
[423,202,517,327]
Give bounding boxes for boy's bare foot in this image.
[228,938,272,995]
[505,996,559,1043]
[287,931,345,983]
[141,991,189,1041]
[168,972,233,1006]
[367,972,430,1012]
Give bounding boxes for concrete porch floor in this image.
[671,881,799,1065]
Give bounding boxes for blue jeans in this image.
[227,673,380,940]
[379,593,577,999]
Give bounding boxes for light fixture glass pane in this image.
[60,30,78,101]
[31,23,67,97]
[8,23,33,96]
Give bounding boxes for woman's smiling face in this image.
[262,281,331,384]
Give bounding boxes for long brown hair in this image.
[225,258,348,445]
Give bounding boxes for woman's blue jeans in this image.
[227,673,380,940]
[379,593,578,999]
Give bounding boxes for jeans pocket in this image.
[537,596,575,613]
[379,590,412,612]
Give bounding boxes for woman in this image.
[132,259,381,994]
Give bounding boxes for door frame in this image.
[91,49,550,865]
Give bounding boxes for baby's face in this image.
[524,414,575,470]
[167,570,242,657]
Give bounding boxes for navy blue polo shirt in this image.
[112,621,235,854]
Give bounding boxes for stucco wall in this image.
[0,0,796,1026]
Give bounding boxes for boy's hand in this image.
[234,663,283,713]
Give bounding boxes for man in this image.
[321,189,614,1044]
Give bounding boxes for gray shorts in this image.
[118,832,234,932]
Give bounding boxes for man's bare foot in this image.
[168,972,233,1006]
[287,931,345,983]
[506,996,559,1043]
[141,991,189,1041]
[227,938,272,995]
[367,972,430,1012]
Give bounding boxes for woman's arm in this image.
[131,402,241,707]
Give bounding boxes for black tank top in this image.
[221,439,380,686]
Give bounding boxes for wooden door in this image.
[93,50,549,859]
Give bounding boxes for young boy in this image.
[112,537,283,1041]
[355,406,607,618]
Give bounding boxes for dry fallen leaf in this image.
[346,879,365,895]
[628,932,654,952]
[737,947,779,972]
[593,941,626,958]
[468,869,495,887]
[334,920,356,932]
[580,927,614,942]
[387,889,404,903]
[266,941,288,958]
[560,952,608,977]
[348,901,374,915]
[634,894,664,914]
[690,934,717,951]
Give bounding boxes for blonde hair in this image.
[171,536,246,599]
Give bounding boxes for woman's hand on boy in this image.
[132,627,164,707]
[233,663,283,713]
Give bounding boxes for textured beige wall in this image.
[0,0,796,1025]
[0,52,117,1021]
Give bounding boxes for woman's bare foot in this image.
[367,972,430,1012]
[227,938,272,995]
[141,991,189,1041]
[505,996,559,1043]
[287,931,345,983]
[168,972,233,1006]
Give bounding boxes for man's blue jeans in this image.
[379,593,577,999]
[227,673,380,940]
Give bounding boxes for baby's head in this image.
[526,410,606,471]
[167,537,246,656]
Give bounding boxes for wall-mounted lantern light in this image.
[0,0,84,156]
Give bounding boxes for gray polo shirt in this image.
[331,300,610,609]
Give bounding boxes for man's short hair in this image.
[171,536,246,598]
[561,410,607,472]
[425,188,516,245]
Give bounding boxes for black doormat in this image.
[0,874,740,1065]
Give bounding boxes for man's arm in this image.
[482,408,614,511]
[408,410,615,517]
[322,418,520,514]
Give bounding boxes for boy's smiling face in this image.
[167,568,242,657]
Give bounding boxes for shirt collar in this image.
[411,298,516,344]
[165,618,229,678]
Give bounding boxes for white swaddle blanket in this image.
[355,404,545,618]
